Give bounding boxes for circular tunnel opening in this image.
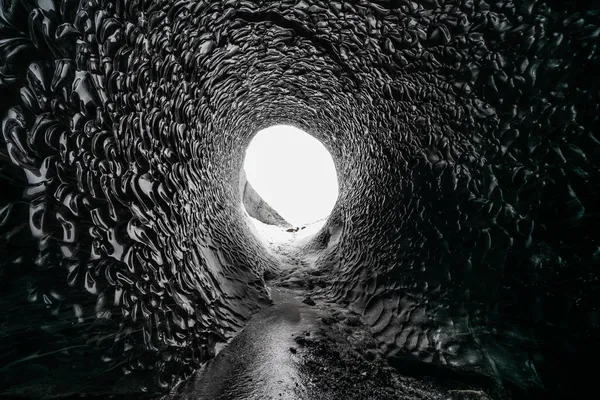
[242,125,339,242]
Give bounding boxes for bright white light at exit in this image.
[244,125,338,227]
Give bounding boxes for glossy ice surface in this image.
[0,0,598,398]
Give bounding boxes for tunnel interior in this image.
[0,0,599,398]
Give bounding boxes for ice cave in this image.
[0,1,598,399]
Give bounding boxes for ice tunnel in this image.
[0,0,599,399]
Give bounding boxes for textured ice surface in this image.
[0,0,599,398]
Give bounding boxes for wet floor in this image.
[162,287,458,400]
[164,288,320,400]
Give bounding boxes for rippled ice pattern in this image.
[0,0,599,398]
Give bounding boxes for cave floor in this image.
[163,286,491,400]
